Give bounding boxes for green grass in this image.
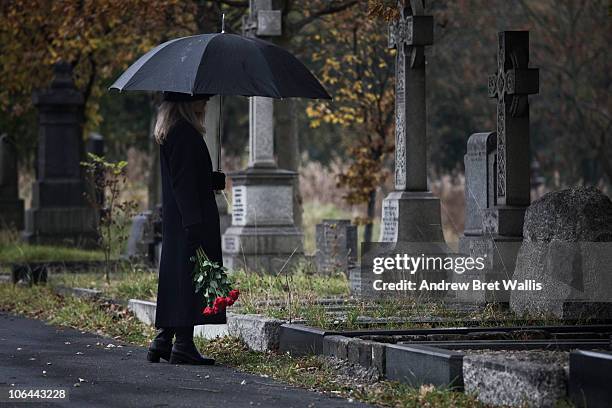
[0,282,488,408]
[0,244,105,264]
[49,266,158,302]
[0,229,105,264]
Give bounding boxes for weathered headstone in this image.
[379,1,444,243]
[455,31,539,304]
[510,187,612,319]
[222,0,303,273]
[315,219,357,275]
[23,62,98,246]
[124,208,160,264]
[0,134,24,230]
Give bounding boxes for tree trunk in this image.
[364,189,377,243]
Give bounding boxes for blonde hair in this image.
[154,100,206,144]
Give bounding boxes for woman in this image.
[148,91,226,365]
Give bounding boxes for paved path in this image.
[0,313,370,408]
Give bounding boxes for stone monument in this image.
[379,1,444,244]
[315,219,357,276]
[23,62,98,246]
[456,31,539,304]
[510,187,612,319]
[222,0,303,273]
[0,134,24,230]
[358,1,449,299]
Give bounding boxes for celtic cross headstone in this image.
[378,0,443,243]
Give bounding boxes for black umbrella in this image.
[109,33,331,100]
[110,32,331,170]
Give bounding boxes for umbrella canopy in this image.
[110,33,331,100]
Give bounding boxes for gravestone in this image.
[0,134,24,230]
[23,62,98,246]
[379,1,444,243]
[510,187,612,319]
[357,1,448,300]
[124,209,160,265]
[315,219,357,275]
[454,31,539,304]
[222,0,303,273]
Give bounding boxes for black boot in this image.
[169,327,215,365]
[147,327,175,363]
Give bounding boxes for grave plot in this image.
[278,320,612,406]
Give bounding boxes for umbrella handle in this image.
[217,94,223,171]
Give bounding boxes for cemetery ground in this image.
[0,278,486,407]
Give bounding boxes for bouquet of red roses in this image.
[191,247,239,316]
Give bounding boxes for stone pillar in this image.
[455,31,539,304]
[379,1,444,243]
[222,1,303,273]
[0,134,24,230]
[23,62,98,246]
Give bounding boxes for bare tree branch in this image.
[290,1,358,34]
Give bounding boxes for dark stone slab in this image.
[385,343,464,389]
[569,350,612,408]
[278,324,337,356]
[11,264,48,285]
[322,335,350,360]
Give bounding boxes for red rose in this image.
[213,297,227,309]
[212,306,219,314]
[225,296,235,306]
[228,289,240,301]
[202,306,214,316]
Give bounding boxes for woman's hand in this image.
[185,223,205,252]
[212,171,225,191]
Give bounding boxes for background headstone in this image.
[124,210,158,265]
[315,219,357,275]
[510,186,612,319]
[222,0,303,273]
[378,1,445,244]
[22,62,98,246]
[0,134,24,230]
[453,31,538,305]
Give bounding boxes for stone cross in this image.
[388,0,433,191]
[487,31,539,207]
[378,0,443,244]
[223,2,302,273]
[242,0,282,168]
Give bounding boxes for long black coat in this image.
[155,119,226,328]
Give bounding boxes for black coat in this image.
[155,119,226,328]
